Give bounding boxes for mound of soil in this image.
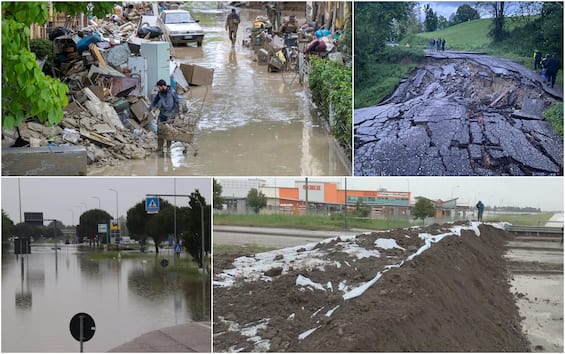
[213,223,530,352]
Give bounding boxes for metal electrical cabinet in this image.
[140,41,170,98]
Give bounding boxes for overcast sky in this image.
[2,178,211,226]
[256,177,564,211]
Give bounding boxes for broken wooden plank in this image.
[489,88,511,107]
[80,129,116,147]
[89,43,107,67]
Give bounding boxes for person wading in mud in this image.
[225,8,240,47]
[149,79,180,151]
[476,200,485,222]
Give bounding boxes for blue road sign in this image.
[145,197,160,214]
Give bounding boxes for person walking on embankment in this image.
[476,200,485,222]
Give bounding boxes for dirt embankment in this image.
[213,223,530,352]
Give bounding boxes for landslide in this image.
[213,224,530,352]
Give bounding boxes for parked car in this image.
[157,9,204,47]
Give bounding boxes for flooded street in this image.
[2,245,210,352]
[89,6,349,176]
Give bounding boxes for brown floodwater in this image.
[88,6,350,176]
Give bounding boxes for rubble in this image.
[355,53,563,176]
[2,14,203,171]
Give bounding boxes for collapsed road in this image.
[355,51,563,176]
[213,222,536,352]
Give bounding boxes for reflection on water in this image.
[88,7,349,176]
[2,244,210,352]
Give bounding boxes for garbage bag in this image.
[49,27,70,40]
[137,26,162,39]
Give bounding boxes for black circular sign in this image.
[161,259,169,267]
[69,312,96,342]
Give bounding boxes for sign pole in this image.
[79,314,84,353]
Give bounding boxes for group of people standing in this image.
[533,50,561,89]
[429,38,446,52]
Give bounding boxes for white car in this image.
[158,9,204,47]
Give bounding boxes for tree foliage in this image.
[413,198,436,224]
[183,191,211,268]
[213,178,225,210]
[2,210,15,242]
[126,198,174,253]
[76,209,113,242]
[451,5,480,25]
[247,188,267,214]
[1,2,114,129]
[424,4,438,32]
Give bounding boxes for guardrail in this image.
[504,225,563,236]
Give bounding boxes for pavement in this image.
[505,232,564,352]
[108,322,211,352]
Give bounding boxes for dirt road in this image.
[355,51,563,176]
[213,222,531,352]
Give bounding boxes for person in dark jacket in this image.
[476,200,485,222]
[545,54,561,89]
[534,49,542,70]
[150,79,180,152]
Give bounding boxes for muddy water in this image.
[89,7,349,176]
[2,244,210,352]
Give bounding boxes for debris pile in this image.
[2,14,201,169]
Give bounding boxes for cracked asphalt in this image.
[354,51,563,176]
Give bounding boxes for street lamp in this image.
[195,198,206,274]
[91,196,101,209]
[109,188,122,236]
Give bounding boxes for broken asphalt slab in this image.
[355,51,563,176]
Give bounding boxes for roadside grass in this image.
[484,212,555,226]
[213,243,277,255]
[214,213,411,230]
[354,63,417,108]
[544,103,563,137]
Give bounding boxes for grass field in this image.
[214,213,411,231]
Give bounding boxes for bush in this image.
[309,57,352,160]
[30,38,55,76]
[544,103,563,136]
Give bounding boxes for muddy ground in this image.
[213,223,531,352]
[355,51,563,176]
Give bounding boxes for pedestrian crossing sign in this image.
[145,197,160,214]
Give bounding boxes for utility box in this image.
[140,41,170,98]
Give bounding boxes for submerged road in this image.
[355,51,563,176]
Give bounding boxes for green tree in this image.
[353,199,371,218]
[424,4,438,32]
[2,210,15,243]
[213,178,225,210]
[126,198,174,253]
[413,198,436,224]
[182,191,211,269]
[437,15,449,30]
[247,188,267,214]
[2,2,114,129]
[45,219,64,238]
[12,223,44,239]
[451,4,480,25]
[477,2,508,42]
[76,209,113,242]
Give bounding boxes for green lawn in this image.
[214,213,411,231]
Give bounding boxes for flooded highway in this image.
[2,244,210,352]
[89,5,349,176]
